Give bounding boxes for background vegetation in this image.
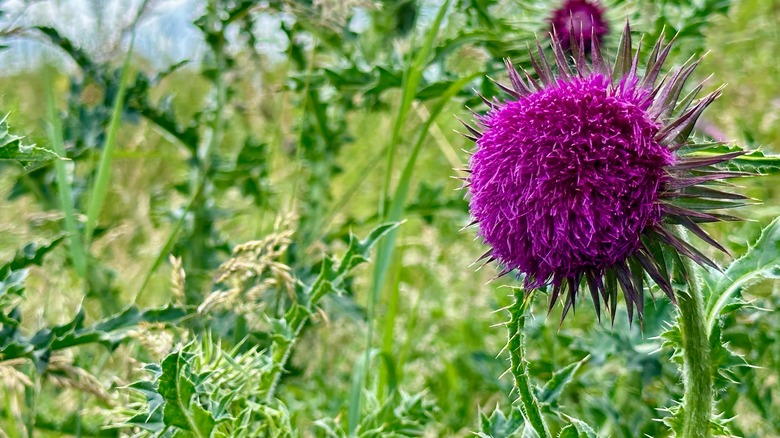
[0,0,778,436]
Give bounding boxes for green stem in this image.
[377,254,401,401]
[670,225,714,438]
[185,0,227,301]
[677,263,713,438]
[507,290,551,438]
[265,318,305,404]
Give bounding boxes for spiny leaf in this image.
[339,222,401,276]
[339,389,436,437]
[536,355,590,405]
[0,270,27,315]
[0,236,65,279]
[659,322,684,366]
[557,417,597,438]
[309,223,400,304]
[663,404,735,437]
[709,320,752,391]
[124,380,165,432]
[159,351,198,431]
[522,425,541,438]
[705,216,780,333]
[0,114,62,164]
[680,142,780,174]
[0,304,189,368]
[724,149,780,174]
[476,405,525,437]
[562,416,598,438]
[191,402,218,437]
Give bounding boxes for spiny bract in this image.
[461,22,749,324]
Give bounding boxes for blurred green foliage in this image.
[0,0,778,437]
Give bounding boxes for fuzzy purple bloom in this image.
[470,74,674,289]
[549,0,608,52]
[461,23,748,323]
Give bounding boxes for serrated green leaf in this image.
[267,316,296,343]
[723,149,780,174]
[522,424,541,438]
[0,114,63,163]
[0,304,189,365]
[156,348,217,436]
[0,236,65,279]
[664,404,735,438]
[52,305,189,350]
[561,416,598,438]
[0,236,58,326]
[191,401,217,437]
[682,142,780,174]
[709,321,751,390]
[339,222,402,276]
[310,223,400,304]
[537,355,590,405]
[705,216,780,334]
[0,268,27,330]
[124,380,165,431]
[159,351,197,431]
[659,322,685,366]
[558,425,580,438]
[476,405,524,437]
[0,269,27,310]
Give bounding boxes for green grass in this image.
[43,70,87,280]
[84,37,135,246]
[0,0,779,436]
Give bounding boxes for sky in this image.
[0,0,208,73]
[0,0,445,74]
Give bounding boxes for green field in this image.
[0,1,779,437]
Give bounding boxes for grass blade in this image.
[348,69,482,431]
[84,36,135,245]
[350,1,454,429]
[44,69,87,278]
[132,178,207,304]
[379,0,452,217]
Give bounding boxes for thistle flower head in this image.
[549,0,609,52]
[462,23,748,323]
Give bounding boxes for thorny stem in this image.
[265,307,307,403]
[507,289,552,438]
[677,257,713,438]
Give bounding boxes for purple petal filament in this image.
[468,74,675,288]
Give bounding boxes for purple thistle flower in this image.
[461,23,749,323]
[549,0,609,52]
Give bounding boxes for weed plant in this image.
[0,1,778,437]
